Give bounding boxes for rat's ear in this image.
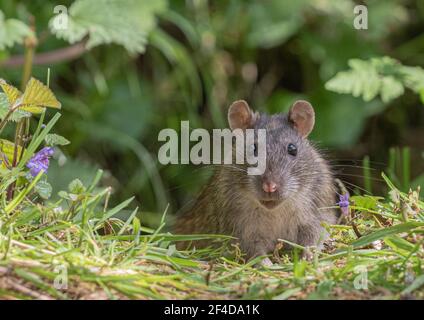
[228,100,256,130]
[288,100,315,137]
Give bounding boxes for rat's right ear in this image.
[228,100,256,130]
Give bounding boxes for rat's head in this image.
[228,99,320,210]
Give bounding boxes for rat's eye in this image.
[287,143,297,156]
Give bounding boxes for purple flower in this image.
[337,193,350,215]
[26,147,54,177]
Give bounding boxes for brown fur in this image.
[174,100,337,260]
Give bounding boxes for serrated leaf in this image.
[45,133,70,146]
[380,76,404,103]
[49,0,166,54]
[326,56,424,104]
[20,78,61,112]
[362,69,380,101]
[325,71,356,94]
[401,65,424,93]
[0,80,32,121]
[0,139,23,166]
[35,180,52,200]
[0,78,22,105]
[0,93,7,113]
[68,178,86,194]
[0,11,33,50]
[0,93,31,122]
[0,78,61,115]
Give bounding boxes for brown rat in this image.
[174,100,338,264]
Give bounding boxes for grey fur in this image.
[174,104,337,260]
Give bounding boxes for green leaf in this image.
[95,197,134,227]
[351,195,383,210]
[0,78,22,105]
[380,76,404,103]
[325,56,424,104]
[45,133,70,146]
[401,275,424,295]
[384,235,415,255]
[0,93,31,122]
[35,180,52,200]
[20,77,61,112]
[350,222,424,248]
[0,78,61,116]
[68,178,86,194]
[58,190,71,200]
[247,0,308,48]
[0,11,33,50]
[0,139,23,164]
[49,0,167,54]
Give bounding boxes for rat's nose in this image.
[262,181,277,193]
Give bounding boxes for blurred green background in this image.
[1,0,423,226]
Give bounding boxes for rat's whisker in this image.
[331,164,377,170]
[338,179,371,195]
[334,173,385,182]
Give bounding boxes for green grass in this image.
[0,171,423,300]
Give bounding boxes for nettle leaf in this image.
[0,11,33,50]
[45,133,70,146]
[0,93,31,122]
[68,178,86,194]
[49,0,167,54]
[0,78,60,118]
[0,139,23,165]
[325,56,424,104]
[20,78,61,112]
[0,78,22,105]
[35,180,53,200]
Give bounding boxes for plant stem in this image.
[6,20,38,201]
[1,41,87,68]
[21,39,36,90]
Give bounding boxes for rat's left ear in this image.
[228,100,257,130]
[288,100,315,138]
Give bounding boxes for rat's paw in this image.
[301,247,314,261]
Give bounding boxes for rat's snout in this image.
[262,180,277,193]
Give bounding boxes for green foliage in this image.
[35,180,52,200]
[247,0,355,49]
[0,10,33,50]
[247,0,309,48]
[68,178,86,194]
[0,171,423,299]
[49,0,167,54]
[0,77,61,120]
[44,133,70,147]
[0,93,30,122]
[326,57,424,103]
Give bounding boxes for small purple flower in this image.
[26,147,54,177]
[337,193,350,215]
